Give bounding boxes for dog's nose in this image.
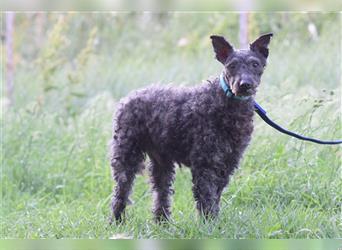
[240,81,252,89]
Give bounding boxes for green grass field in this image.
[1,12,341,239]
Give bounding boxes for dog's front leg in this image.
[190,166,227,220]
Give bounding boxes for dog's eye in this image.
[252,62,259,68]
[229,63,237,70]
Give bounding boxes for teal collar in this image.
[219,73,250,101]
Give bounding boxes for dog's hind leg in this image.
[110,138,144,224]
[148,156,175,222]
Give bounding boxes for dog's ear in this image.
[210,35,234,64]
[250,33,273,59]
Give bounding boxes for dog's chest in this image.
[218,106,254,144]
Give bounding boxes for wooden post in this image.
[239,12,249,49]
[237,0,252,49]
[5,12,15,107]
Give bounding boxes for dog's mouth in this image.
[235,88,256,97]
[230,83,256,97]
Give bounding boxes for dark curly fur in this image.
[110,34,273,223]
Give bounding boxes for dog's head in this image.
[210,33,272,97]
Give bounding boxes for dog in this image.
[110,33,273,223]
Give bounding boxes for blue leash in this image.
[254,102,342,145]
[220,74,342,145]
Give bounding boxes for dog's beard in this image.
[226,75,257,97]
[230,76,242,96]
[227,76,239,96]
[230,77,258,97]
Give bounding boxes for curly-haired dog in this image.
[110,33,273,223]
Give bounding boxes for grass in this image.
[1,12,341,239]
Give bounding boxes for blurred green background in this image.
[1,12,341,239]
